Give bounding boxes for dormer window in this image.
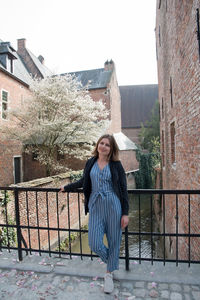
[7,56,14,73]
[1,90,8,120]
[0,42,17,74]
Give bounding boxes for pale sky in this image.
[0,0,158,86]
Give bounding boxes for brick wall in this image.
[119,150,138,172]
[0,69,31,186]
[156,0,200,260]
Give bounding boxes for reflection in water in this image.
[120,194,156,258]
[71,194,160,258]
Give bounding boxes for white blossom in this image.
[1,74,110,174]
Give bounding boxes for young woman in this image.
[60,134,129,294]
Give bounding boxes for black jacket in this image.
[64,156,129,215]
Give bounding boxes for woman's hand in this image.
[60,186,65,192]
[121,215,129,229]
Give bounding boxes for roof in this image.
[26,49,53,78]
[0,39,53,85]
[61,68,112,90]
[120,84,158,128]
[113,132,137,151]
[0,40,32,85]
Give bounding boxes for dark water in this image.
[120,194,159,258]
[71,194,160,258]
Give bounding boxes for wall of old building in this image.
[0,70,30,186]
[107,69,122,134]
[156,0,200,260]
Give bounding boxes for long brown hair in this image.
[92,134,119,161]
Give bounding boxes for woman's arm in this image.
[118,161,129,216]
[60,177,84,192]
[60,158,90,192]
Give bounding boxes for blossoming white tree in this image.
[1,75,110,175]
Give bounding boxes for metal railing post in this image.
[14,188,23,261]
[125,226,129,271]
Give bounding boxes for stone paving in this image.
[0,250,199,299]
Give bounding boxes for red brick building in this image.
[156,0,200,260]
[0,39,53,186]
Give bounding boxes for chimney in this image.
[104,59,115,71]
[38,55,44,64]
[17,38,26,51]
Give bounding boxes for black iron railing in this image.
[0,187,200,270]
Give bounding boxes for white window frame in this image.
[1,89,9,120]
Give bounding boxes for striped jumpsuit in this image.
[88,161,122,272]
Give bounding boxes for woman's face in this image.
[97,138,111,157]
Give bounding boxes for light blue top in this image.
[89,161,119,210]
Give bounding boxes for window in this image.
[161,97,164,119]
[7,57,14,73]
[196,8,200,62]
[170,77,173,108]
[170,122,176,164]
[161,130,165,167]
[1,90,8,119]
[159,26,161,47]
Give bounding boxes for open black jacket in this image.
[64,156,129,216]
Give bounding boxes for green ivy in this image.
[135,144,161,189]
[69,170,83,182]
[0,190,11,206]
[0,216,16,246]
[0,191,17,246]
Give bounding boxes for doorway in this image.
[14,156,22,184]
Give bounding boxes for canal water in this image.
[71,194,160,259]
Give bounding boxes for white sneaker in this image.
[104,272,114,294]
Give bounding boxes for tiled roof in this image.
[120,84,158,128]
[0,40,31,85]
[26,49,53,78]
[0,39,53,85]
[61,68,112,90]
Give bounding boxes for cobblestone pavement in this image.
[0,250,199,299]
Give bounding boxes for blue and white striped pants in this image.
[88,192,122,272]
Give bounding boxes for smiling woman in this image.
[60,134,129,293]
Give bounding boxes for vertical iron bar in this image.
[46,192,51,257]
[150,194,153,265]
[56,191,61,257]
[67,193,72,258]
[163,194,166,265]
[14,188,23,261]
[125,226,129,271]
[176,194,179,266]
[196,9,200,62]
[35,191,41,256]
[4,191,10,251]
[138,194,141,263]
[25,191,31,254]
[77,192,83,259]
[188,194,191,267]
